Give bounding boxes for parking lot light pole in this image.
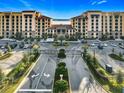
[94,49,96,58]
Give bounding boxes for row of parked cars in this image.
[0,42,17,50]
[19,41,37,49]
[89,41,118,49]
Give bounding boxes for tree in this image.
[7,44,12,52]
[65,34,69,40]
[0,69,4,84]
[58,35,65,46]
[35,36,41,42]
[55,80,68,93]
[29,37,34,42]
[75,32,81,40]
[43,33,48,40]
[58,49,66,58]
[69,35,75,41]
[22,53,28,63]
[32,48,40,59]
[116,70,123,84]
[112,48,115,54]
[53,34,58,42]
[58,62,66,68]
[15,32,23,40]
[83,48,87,59]
[119,52,123,58]
[0,51,2,56]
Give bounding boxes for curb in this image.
[14,54,42,93]
[68,69,72,93]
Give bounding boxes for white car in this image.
[1,46,5,49]
[90,43,95,47]
[111,44,117,47]
[103,43,108,47]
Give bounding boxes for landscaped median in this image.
[82,48,124,93]
[109,53,124,62]
[0,48,40,93]
[53,62,70,93]
[0,52,12,60]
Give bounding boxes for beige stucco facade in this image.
[0,11,51,38]
[71,11,124,39]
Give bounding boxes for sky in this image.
[0,0,124,19]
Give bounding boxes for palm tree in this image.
[65,34,69,40]
[75,32,81,40]
[112,48,115,54]
[116,70,123,84]
[58,35,65,46]
[53,34,58,41]
[0,69,4,85]
[43,33,48,40]
[15,32,23,40]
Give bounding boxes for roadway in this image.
[17,42,108,93]
[64,44,107,93]
[18,50,57,93]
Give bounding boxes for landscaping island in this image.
[53,62,70,93]
[109,53,124,62]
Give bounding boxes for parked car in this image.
[98,44,103,49]
[119,45,124,49]
[19,42,24,49]
[103,43,108,47]
[111,44,117,47]
[1,46,5,49]
[90,43,95,47]
[23,45,29,49]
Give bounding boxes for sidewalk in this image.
[0,51,23,75]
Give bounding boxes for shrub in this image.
[58,49,66,58]
[56,66,68,79]
[109,54,124,61]
[58,62,66,67]
[55,80,68,93]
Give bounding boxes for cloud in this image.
[91,0,107,5]
[18,0,32,9]
[91,1,97,5]
[97,0,107,4]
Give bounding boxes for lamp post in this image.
[60,74,63,80]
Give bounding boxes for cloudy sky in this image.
[0,0,124,19]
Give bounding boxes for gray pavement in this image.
[89,45,124,73]
[17,42,108,93]
[18,50,57,93]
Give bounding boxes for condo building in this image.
[71,11,124,39]
[0,10,124,39]
[0,10,51,38]
[47,19,76,38]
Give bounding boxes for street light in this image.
[60,74,63,80]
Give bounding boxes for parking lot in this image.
[87,39,124,73]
